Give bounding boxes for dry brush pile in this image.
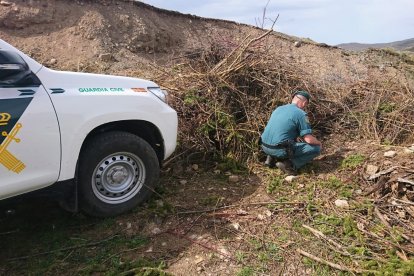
[153,30,414,165]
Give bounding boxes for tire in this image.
[77,131,159,217]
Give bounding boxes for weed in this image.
[266,242,283,262]
[362,253,414,275]
[257,252,269,262]
[237,266,254,276]
[341,154,365,169]
[302,257,334,276]
[216,155,246,173]
[343,216,363,242]
[349,246,371,257]
[235,251,246,263]
[318,176,342,190]
[378,102,397,114]
[266,176,284,194]
[200,195,224,206]
[313,214,343,235]
[183,89,204,106]
[249,238,263,250]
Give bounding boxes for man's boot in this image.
[276,161,297,175]
[264,155,276,168]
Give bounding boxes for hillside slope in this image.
[338,38,414,52]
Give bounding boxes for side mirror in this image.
[0,50,40,87]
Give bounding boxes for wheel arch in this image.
[79,120,165,164]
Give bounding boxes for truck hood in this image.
[39,67,159,89]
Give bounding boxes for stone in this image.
[294,41,302,47]
[194,255,204,264]
[384,151,397,158]
[49,58,57,65]
[404,147,414,154]
[285,175,298,182]
[99,53,113,62]
[335,199,349,208]
[218,247,230,259]
[232,222,240,230]
[366,165,379,175]
[191,164,199,171]
[0,1,12,6]
[151,227,161,235]
[228,175,239,183]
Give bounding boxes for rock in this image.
[228,175,239,183]
[236,209,248,215]
[191,164,199,171]
[232,222,240,230]
[335,199,349,208]
[285,175,298,182]
[151,227,161,235]
[99,53,113,62]
[161,242,167,246]
[403,148,414,154]
[384,151,397,158]
[0,1,12,6]
[366,165,379,175]
[218,247,230,259]
[294,41,302,47]
[194,255,204,264]
[49,58,57,65]
[404,145,414,154]
[257,214,265,220]
[265,210,272,217]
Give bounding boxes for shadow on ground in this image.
[0,162,259,275]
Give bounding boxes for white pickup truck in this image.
[0,39,178,217]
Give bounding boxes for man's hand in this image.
[296,137,304,142]
[303,134,322,150]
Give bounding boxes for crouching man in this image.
[260,90,322,175]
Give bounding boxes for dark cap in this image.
[293,90,310,101]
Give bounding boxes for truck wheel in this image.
[78,131,159,217]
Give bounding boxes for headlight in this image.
[147,87,168,103]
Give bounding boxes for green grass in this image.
[237,266,254,276]
[341,154,365,169]
[266,175,284,194]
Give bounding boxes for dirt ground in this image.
[1,1,414,275]
[1,137,413,275]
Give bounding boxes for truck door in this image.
[0,50,60,199]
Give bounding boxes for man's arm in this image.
[303,134,322,149]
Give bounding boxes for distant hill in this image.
[338,38,414,52]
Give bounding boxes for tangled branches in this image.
[154,30,414,164]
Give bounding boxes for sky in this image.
[140,0,413,45]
